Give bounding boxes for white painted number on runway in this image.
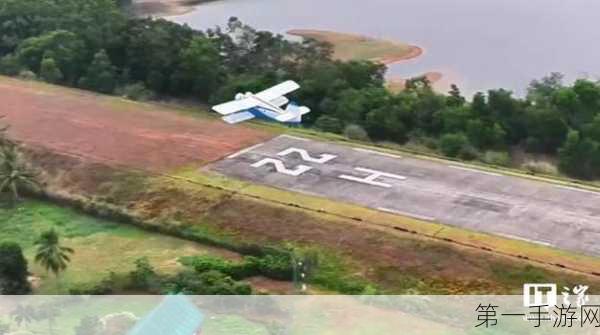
[277,147,337,164]
[251,158,312,176]
[339,167,407,188]
[251,147,336,177]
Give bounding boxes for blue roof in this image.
[127,295,204,335]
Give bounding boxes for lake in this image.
[170,0,600,96]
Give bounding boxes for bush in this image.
[314,115,344,133]
[458,144,479,161]
[439,133,469,158]
[128,257,160,291]
[343,124,369,141]
[0,242,31,294]
[245,253,294,281]
[39,57,63,84]
[115,82,155,101]
[482,151,511,167]
[0,55,22,75]
[18,70,37,80]
[167,270,251,295]
[522,160,558,175]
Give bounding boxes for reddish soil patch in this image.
[1,78,272,171]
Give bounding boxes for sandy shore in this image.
[288,29,442,91]
[288,29,423,65]
[131,0,206,17]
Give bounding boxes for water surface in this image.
[171,0,600,95]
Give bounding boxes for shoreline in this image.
[287,29,424,65]
[131,0,207,17]
[287,29,442,91]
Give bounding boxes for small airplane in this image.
[212,80,311,124]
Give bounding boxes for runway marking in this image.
[556,185,600,196]
[340,167,407,188]
[277,134,309,142]
[277,147,337,164]
[496,233,553,247]
[378,207,436,222]
[352,147,402,159]
[448,165,503,177]
[227,143,265,159]
[251,158,312,176]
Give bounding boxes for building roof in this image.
[127,295,204,335]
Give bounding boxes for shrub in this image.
[128,257,160,291]
[0,55,22,75]
[522,160,558,175]
[167,270,251,295]
[18,70,37,80]
[0,242,31,294]
[39,57,63,84]
[314,115,343,133]
[343,124,369,141]
[439,133,469,158]
[482,151,511,167]
[458,144,479,161]
[115,82,155,101]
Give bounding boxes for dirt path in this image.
[1,77,273,171]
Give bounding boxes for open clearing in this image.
[0,199,242,293]
[0,76,272,171]
[212,135,600,257]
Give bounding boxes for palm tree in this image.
[0,143,40,201]
[34,229,74,277]
[11,304,38,327]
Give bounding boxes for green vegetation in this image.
[34,229,75,277]
[0,199,244,293]
[0,241,31,294]
[2,1,599,180]
[0,144,40,202]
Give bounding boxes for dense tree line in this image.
[1,0,600,179]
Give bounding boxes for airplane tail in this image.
[275,104,311,123]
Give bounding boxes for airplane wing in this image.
[254,80,300,103]
[270,96,289,107]
[212,98,259,115]
[222,111,256,124]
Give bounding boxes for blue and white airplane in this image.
[212,80,311,124]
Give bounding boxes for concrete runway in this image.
[211,135,600,256]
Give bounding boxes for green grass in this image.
[0,199,237,293]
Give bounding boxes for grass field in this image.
[0,199,240,293]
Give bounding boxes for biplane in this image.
[211,80,311,124]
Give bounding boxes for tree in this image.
[170,37,222,98]
[0,144,40,202]
[447,84,466,107]
[0,242,31,294]
[39,56,63,83]
[34,229,74,277]
[523,105,568,153]
[11,304,37,327]
[78,49,117,93]
[16,30,85,82]
[527,72,564,103]
[558,130,600,179]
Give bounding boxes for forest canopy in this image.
[1,0,600,179]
